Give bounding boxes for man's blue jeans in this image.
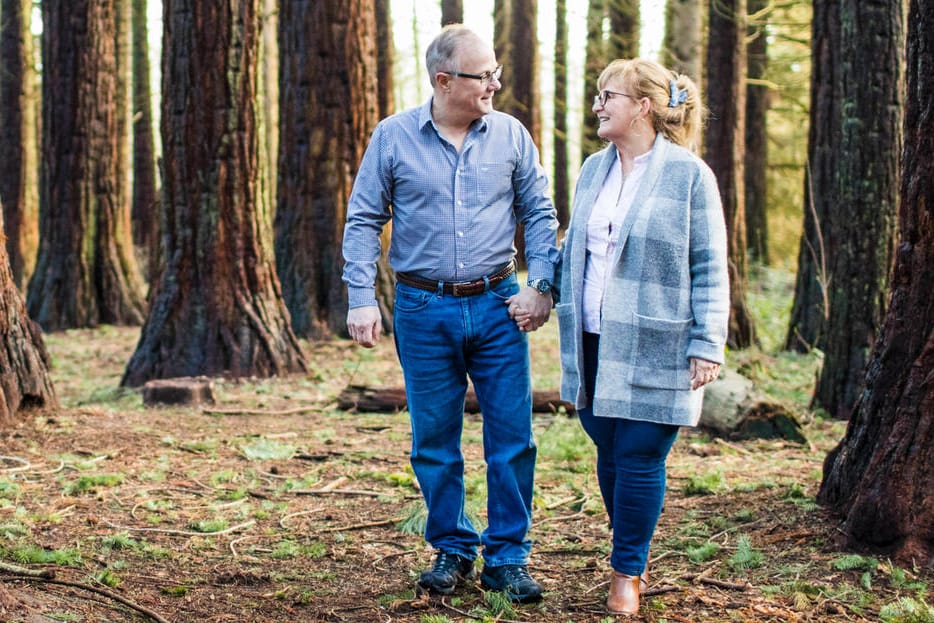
[577,331,680,576]
[393,273,535,566]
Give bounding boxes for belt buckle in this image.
[452,282,468,297]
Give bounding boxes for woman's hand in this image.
[689,357,721,390]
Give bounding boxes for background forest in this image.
[1,0,932,622]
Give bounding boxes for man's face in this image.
[446,43,501,119]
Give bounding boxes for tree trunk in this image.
[115,0,132,260]
[744,0,769,265]
[275,0,389,339]
[581,0,606,161]
[813,0,903,420]
[607,0,639,60]
[493,0,515,120]
[818,0,934,568]
[131,0,160,285]
[663,0,704,84]
[704,0,755,349]
[441,0,463,25]
[375,0,394,119]
[28,0,146,331]
[122,0,306,386]
[552,0,570,228]
[508,0,541,147]
[785,0,839,353]
[259,0,279,227]
[0,209,57,427]
[0,0,39,290]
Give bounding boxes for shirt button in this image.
[457,231,464,237]
[457,200,463,206]
[459,262,465,269]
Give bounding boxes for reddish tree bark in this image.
[0,209,57,426]
[275,0,389,339]
[122,0,306,386]
[818,0,934,568]
[375,0,394,119]
[28,0,146,330]
[0,0,39,289]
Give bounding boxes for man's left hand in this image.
[506,287,552,332]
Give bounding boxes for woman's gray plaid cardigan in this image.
[555,134,730,426]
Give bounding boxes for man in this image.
[341,24,559,604]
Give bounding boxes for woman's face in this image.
[593,78,644,142]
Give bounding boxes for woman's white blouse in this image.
[582,148,653,333]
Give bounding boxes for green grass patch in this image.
[729,535,764,571]
[240,438,296,460]
[880,597,934,623]
[832,554,879,572]
[2,544,82,566]
[189,518,229,533]
[683,470,726,496]
[63,473,125,495]
[687,541,720,563]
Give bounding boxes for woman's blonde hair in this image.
[598,58,705,150]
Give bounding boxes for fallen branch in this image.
[531,510,586,527]
[200,406,321,416]
[0,561,54,578]
[0,455,30,472]
[290,488,383,498]
[337,384,575,415]
[279,507,328,529]
[102,519,255,537]
[320,518,396,533]
[0,570,170,623]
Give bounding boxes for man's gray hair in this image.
[425,24,481,87]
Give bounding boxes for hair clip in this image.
[668,80,688,108]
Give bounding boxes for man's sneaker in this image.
[480,564,543,603]
[417,551,475,595]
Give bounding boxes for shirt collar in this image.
[419,97,489,134]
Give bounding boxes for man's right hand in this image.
[347,306,382,348]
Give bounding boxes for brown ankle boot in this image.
[607,571,641,615]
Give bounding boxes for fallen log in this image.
[337,384,575,415]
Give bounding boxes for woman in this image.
[556,58,729,615]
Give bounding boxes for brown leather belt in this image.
[396,261,516,297]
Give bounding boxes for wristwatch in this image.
[528,278,553,295]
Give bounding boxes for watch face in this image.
[536,280,552,294]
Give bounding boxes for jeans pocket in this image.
[486,276,520,302]
[394,284,434,313]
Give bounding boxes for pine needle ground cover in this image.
[0,270,930,623]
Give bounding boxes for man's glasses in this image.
[593,89,638,107]
[444,65,504,85]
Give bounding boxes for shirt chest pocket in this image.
[476,162,514,203]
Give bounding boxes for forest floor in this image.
[0,319,930,623]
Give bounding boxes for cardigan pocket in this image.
[629,312,693,390]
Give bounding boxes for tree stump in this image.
[142,377,216,407]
